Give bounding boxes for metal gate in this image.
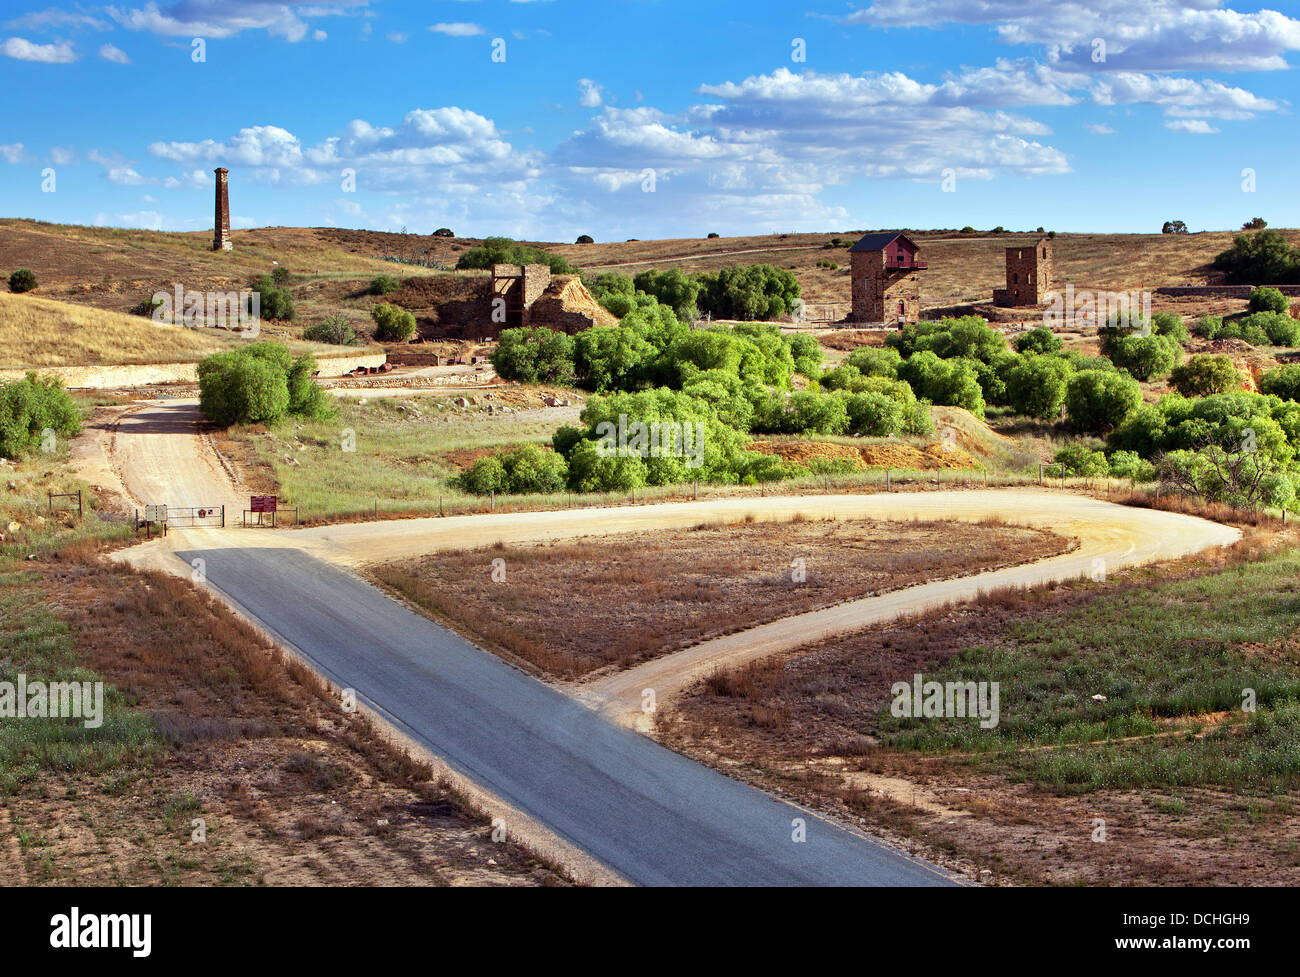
[165,505,226,528]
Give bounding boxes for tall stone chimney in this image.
[212,167,232,251]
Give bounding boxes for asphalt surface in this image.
[177,545,954,887]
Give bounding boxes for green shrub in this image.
[1054,444,1110,478]
[844,346,903,379]
[490,327,576,384]
[576,235,595,245]
[1006,355,1073,419]
[286,353,333,420]
[302,316,359,346]
[1193,315,1223,340]
[786,333,823,378]
[1169,354,1244,398]
[0,373,80,458]
[1212,230,1300,286]
[888,316,1007,363]
[456,444,569,496]
[370,303,417,342]
[1066,370,1142,433]
[368,275,401,296]
[1241,311,1300,347]
[1151,311,1189,344]
[845,391,905,436]
[1014,326,1063,355]
[696,264,800,321]
[1249,286,1289,315]
[1110,333,1180,381]
[633,268,702,322]
[897,351,985,416]
[250,274,294,321]
[1260,365,1300,402]
[196,342,329,427]
[8,268,37,293]
[573,325,656,392]
[455,237,575,275]
[271,267,292,287]
[1106,450,1156,482]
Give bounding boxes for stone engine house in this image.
[849,232,926,324]
[993,237,1053,307]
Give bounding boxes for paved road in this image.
[176,545,953,886]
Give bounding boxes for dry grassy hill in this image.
[3,218,1296,329]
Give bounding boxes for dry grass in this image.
[0,556,564,886]
[0,291,236,368]
[371,517,1068,679]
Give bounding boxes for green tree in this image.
[1111,334,1181,381]
[1249,286,1289,314]
[1014,326,1063,355]
[490,327,576,384]
[368,275,401,295]
[370,302,417,342]
[1169,354,1244,398]
[454,237,575,275]
[1006,355,1073,419]
[8,268,37,293]
[1066,370,1142,434]
[1260,364,1300,402]
[1212,230,1300,285]
[0,373,80,458]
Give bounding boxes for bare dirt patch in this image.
[371,518,1068,680]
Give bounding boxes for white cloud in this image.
[1085,123,1117,135]
[4,8,110,31]
[843,1,1300,72]
[1165,119,1220,133]
[1,36,77,62]
[0,143,25,164]
[107,1,370,44]
[50,146,75,164]
[1092,72,1278,119]
[386,32,407,43]
[430,22,483,37]
[578,78,604,108]
[99,43,130,63]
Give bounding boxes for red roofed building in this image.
[849,231,926,324]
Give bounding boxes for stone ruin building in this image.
[849,231,926,324]
[993,237,1053,307]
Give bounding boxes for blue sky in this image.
[1,0,1298,240]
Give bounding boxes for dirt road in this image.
[103,417,1242,884]
[108,400,243,513]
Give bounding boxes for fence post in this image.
[1039,463,1044,485]
[440,496,444,517]
[77,489,83,517]
[886,469,891,492]
[221,504,226,528]
[694,481,698,501]
[491,491,495,512]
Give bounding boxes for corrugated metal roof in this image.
[848,231,918,253]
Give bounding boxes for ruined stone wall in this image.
[996,239,1052,306]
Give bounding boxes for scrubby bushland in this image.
[302,315,360,346]
[1169,354,1245,398]
[887,316,1008,364]
[695,264,800,321]
[897,351,985,416]
[454,237,575,275]
[197,342,333,427]
[1066,370,1142,434]
[8,268,37,293]
[633,268,702,322]
[370,303,416,343]
[1260,365,1300,402]
[452,388,796,497]
[1213,230,1300,286]
[0,372,80,457]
